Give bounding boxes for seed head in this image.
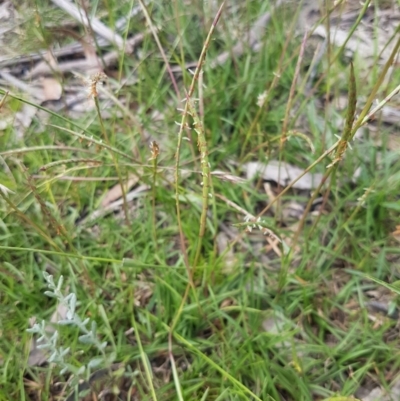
[87,72,108,98]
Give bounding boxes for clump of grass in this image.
[1,1,400,400]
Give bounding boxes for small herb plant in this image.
[27,272,114,389]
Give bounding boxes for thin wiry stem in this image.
[240,0,344,163]
[149,141,159,248]
[362,83,400,124]
[292,166,333,251]
[239,1,302,160]
[342,182,377,229]
[0,146,94,156]
[0,189,61,250]
[0,89,138,162]
[327,62,357,167]
[138,0,180,98]
[256,140,339,218]
[289,0,369,128]
[351,35,400,136]
[332,0,372,62]
[0,189,93,288]
[169,349,184,401]
[0,90,9,107]
[49,124,137,162]
[38,158,102,172]
[276,29,308,219]
[280,30,308,148]
[117,0,135,82]
[93,94,130,225]
[131,311,158,401]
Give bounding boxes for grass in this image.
[1,0,400,400]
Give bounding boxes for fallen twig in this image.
[51,0,126,51]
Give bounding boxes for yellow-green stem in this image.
[152,155,158,248]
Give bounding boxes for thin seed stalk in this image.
[174,1,224,276]
[292,63,357,247]
[149,141,160,248]
[280,30,308,148]
[351,34,400,135]
[152,156,158,245]
[0,90,8,108]
[239,0,302,161]
[93,96,130,225]
[331,62,357,165]
[341,182,376,229]
[169,4,224,368]
[276,29,308,219]
[257,140,339,218]
[288,0,369,131]
[39,158,102,171]
[247,36,399,262]
[187,99,211,267]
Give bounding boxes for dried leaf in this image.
[245,160,323,190]
[101,175,139,208]
[80,184,149,226]
[216,231,237,273]
[281,200,305,221]
[133,278,153,307]
[359,377,400,401]
[392,225,400,243]
[40,78,62,101]
[27,78,63,102]
[211,170,245,184]
[311,6,400,68]
[262,312,291,349]
[14,104,39,140]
